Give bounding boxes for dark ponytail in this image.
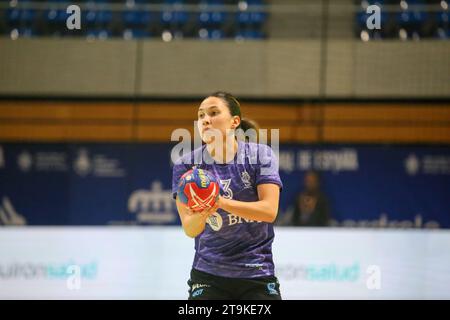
[239,118,260,132]
[239,118,260,143]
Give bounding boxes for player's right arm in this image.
[176,197,218,238]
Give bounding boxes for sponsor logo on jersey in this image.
[207,212,223,231]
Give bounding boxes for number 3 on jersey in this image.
[220,179,233,199]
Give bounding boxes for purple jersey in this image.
[172,140,283,278]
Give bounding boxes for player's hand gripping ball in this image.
[177,167,220,212]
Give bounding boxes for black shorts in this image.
[187,268,282,300]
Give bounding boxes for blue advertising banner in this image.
[0,143,449,228]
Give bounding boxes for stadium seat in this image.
[0,0,268,40]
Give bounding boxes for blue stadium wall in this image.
[1,142,449,228]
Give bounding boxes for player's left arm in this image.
[217,183,280,223]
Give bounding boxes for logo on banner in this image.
[74,149,92,176]
[14,149,68,172]
[279,149,359,173]
[405,153,450,175]
[74,148,125,177]
[277,262,361,282]
[405,154,420,176]
[279,151,295,173]
[128,181,177,224]
[17,151,33,172]
[0,196,27,225]
[0,261,97,280]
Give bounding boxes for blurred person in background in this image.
[290,170,331,227]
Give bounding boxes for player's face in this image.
[197,97,239,144]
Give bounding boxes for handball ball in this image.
[177,167,219,212]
